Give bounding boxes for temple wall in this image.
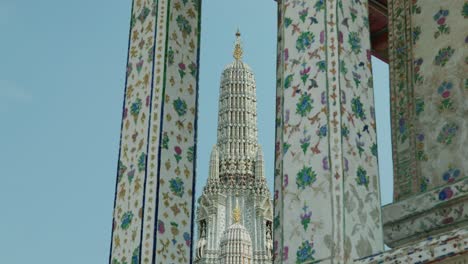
[110,0,201,263]
[390,0,468,201]
[273,0,383,262]
[411,0,468,193]
[385,0,468,249]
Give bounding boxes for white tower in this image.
[195,31,273,264]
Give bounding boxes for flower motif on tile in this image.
[352,71,361,88]
[178,62,186,79]
[296,166,317,190]
[169,177,184,197]
[173,98,187,116]
[413,58,424,85]
[162,133,169,149]
[117,161,127,183]
[356,166,369,189]
[413,26,421,44]
[416,133,428,161]
[127,168,135,184]
[314,0,325,12]
[300,65,311,84]
[420,177,429,192]
[299,8,308,23]
[130,98,142,123]
[296,32,315,52]
[121,211,134,230]
[438,187,454,201]
[167,47,175,65]
[433,9,450,38]
[170,222,180,237]
[437,81,454,112]
[157,220,165,234]
[316,60,326,72]
[462,2,468,18]
[296,94,313,117]
[300,204,312,231]
[296,240,315,263]
[348,32,362,54]
[437,123,459,145]
[300,135,311,154]
[131,247,139,264]
[137,152,146,172]
[342,125,350,138]
[415,97,425,116]
[412,0,421,14]
[136,59,144,74]
[188,62,197,78]
[187,146,194,162]
[176,15,192,39]
[138,6,151,23]
[183,232,191,247]
[398,116,408,143]
[317,125,327,138]
[434,46,455,66]
[174,146,182,163]
[370,143,378,157]
[442,167,461,183]
[284,74,294,89]
[351,97,366,120]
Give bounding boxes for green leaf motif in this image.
[296,94,313,117]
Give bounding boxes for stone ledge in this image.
[382,178,468,247]
[355,228,468,263]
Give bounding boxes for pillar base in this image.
[382,178,468,248]
[356,228,468,263]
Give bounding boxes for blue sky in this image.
[0,0,392,263]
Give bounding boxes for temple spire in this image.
[233,29,243,61]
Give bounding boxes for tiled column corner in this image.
[274,0,383,263]
[389,0,468,201]
[110,0,201,263]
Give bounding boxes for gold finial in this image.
[232,195,241,223]
[233,29,243,61]
[233,205,241,223]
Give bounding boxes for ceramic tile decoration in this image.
[382,178,468,247]
[389,0,468,201]
[110,0,201,263]
[355,228,468,264]
[274,0,383,262]
[385,0,468,250]
[109,0,468,263]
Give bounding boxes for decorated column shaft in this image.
[382,0,468,248]
[109,0,201,263]
[389,0,468,201]
[274,0,383,262]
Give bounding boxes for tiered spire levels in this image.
[195,31,273,264]
[216,31,258,165]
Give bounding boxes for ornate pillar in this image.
[109,0,201,263]
[274,0,383,262]
[384,0,468,247]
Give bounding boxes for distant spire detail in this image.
[233,29,243,61]
[233,197,241,223]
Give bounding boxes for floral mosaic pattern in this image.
[382,179,468,248]
[110,0,200,263]
[110,0,158,263]
[274,0,382,262]
[356,228,468,264]
[390,0,468,200]
[150,0,200,263]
